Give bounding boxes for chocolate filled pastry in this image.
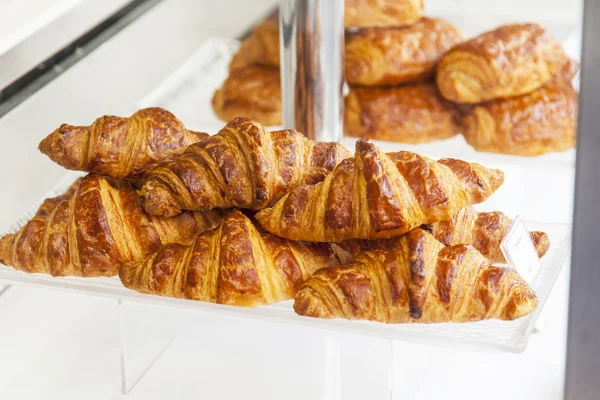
[212,66,281,126]
[344,82,462,143]
[229,17,280,72]
[345,18,463,86]
[462,65,578,156]
[436,23,568,104]
[345,0,424,28]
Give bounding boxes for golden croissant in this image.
[341,207,550,264]
[212,66,281,126]
[120,210,344,307]
[229,17,280,72]
[140,117,352,217]
[436,23,568,104]
[345,0,424,28]
[0,175,221,277]
[256,138,504,242]
[38,107,209,183]
[461,64,578,156]
[294,228,538,323]
[34,178,83,217]
[344,83,462,143]
[345,17,463,87]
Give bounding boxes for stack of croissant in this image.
[213,0,578,155]
[0,107,550,325]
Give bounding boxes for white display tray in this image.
[0,172,572,353]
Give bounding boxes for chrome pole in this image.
[279,0,344,142]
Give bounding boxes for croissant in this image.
[436,23,568,104]
[341,207,550,264]
[344,83,462,143]
[294,228,538,323]
[0,175,221,277]
[256,138,504,242]
[345,18,463,87]
[461,68,578,156]
[38,108,208,183]
[345,0,423,28]
[120,210,343,307]
[229,17,280,72]
[35,178,82,217]
[212,66,281,126]
[141,117,352,217]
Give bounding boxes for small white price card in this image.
[501,216,542,284]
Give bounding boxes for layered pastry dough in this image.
[344,83,462,143]
[345,0,424,28]
[38,108,208,183]
[256,139,504,242]
[35,178,82,217]
[462,78,578,156]
[0,175,221,277]
[342,207,550,264]
[345,17,463,86]
[141,118,351,216]
[436,23,568,103]
[120,210,344,307]
[212,66,281,126]
[229,17,280,72]
[294,228,538,323]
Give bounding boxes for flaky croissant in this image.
[345,0,423,28]
[294,228,538,323]
[436,23,568,104]
[344,83,462,143]
[141,118,352,217]
[256,138,504,242]
[120,210,343,307]
[212,66,281,126]
[461,67,578,156]
[345,18,463,87]
[0,175,221,277]
[229,17,280,72]
[38,108,208,183]
[342,207,550,264]
[35,178,82,217]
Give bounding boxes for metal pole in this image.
[279,0,344,142]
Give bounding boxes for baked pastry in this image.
[294,228,538,323]
[120,210,343,307]
[436,23,568,103]
[0,175,221,277]
[256,138,504,242]
[35,178,82,217]
[212,66,281,126]
[345,18,463,86]
[344,83,462,143]
[141,117,352,217]
[229,17,280,71]
[345,0,424,28]
[342,207,550,264]
[461,78,578,156]
[38,108,208,183]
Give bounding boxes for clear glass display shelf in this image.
[0,172,572,354]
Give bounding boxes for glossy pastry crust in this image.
[345,0,424,28]
[35,178,82,217]
[462,79,578,156]
[0,175,221,277]
[345,18,463,86]
[141,117,351,216]
[212,66,281,126]
[436,23,568,103]
[256,139,504,242]
[38,108,208,183]
[120,210,342,307]
[344,83,462,143]
[229,17,280,72]
[294,228,538,323]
